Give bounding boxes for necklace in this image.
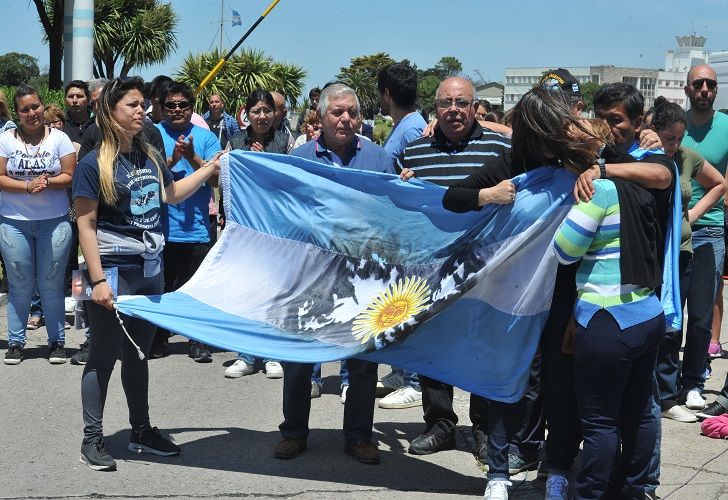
[17,126,48,158]
[117,150,147,192]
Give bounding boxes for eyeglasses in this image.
[164,100,191,111]
[435,98,473,110]
[248,107,274,117]
[45,119,63,126]
[691,78,718,91]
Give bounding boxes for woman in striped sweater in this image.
[552,125,667,498]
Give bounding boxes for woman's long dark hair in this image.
[651,101,686,132]
[511,88,601,173]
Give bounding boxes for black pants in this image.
[155,242,209,341]
[280,359,377,444]
[81,268,163,442]
[540,286,581,473]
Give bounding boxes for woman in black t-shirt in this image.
[72,77,220,472]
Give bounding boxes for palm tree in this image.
[93,0,178,78]
[175,49,306,115]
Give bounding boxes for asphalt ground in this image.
[1,296,728,499]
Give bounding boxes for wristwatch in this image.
[597,158,607,179]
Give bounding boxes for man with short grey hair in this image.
[274,84,392,466]
[290,84,392,171]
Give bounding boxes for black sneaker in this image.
[408,430,456,455]
[696,401,728,420]
[128,427,180,456]
[148,337,169,359]
[49,342,67,364]
[80,437,117,471]
[4,344,23,365]
[70,341,90,365]
[189,341,212,363]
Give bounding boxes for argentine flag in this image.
[117,151,577,402]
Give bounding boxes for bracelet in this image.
[91,278,107,288]
[25,181,31,194]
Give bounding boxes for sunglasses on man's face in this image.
[691,78,718,91]
[164,100,191,111]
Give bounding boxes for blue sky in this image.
[1,0,727,101]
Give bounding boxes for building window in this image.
[623,76,638,87]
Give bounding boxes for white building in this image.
[503,66,658,111]
[709,51,728,111]
[656,35,709,108]
[503,67,593,111]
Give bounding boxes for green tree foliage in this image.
[431,56,462,79]
[336,52,395,118]
[33,0,178,85]
[579,81,600,112]
[31,0,64,90]
[417,75,440,118]
[93,0,179,78]
[0,53,41,86]
[0,85,66,120]
[175,48,306,115]
[415,57,464,117]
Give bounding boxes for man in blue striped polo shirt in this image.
[395,76,510,186]
[396,77,514,465]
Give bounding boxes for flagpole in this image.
[196,0,282,95]
[219,0,224,53]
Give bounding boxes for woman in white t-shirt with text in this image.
[0,85,76,365]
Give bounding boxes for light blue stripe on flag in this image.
[118,152,577,402]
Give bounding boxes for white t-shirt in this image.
[0,127,76,220]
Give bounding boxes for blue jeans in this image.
[390,367,421,391]
[29,290,42,318]
[311,360,349,386]
[237,353,274,365]
[0,216,71,346]
[574,310,665,499]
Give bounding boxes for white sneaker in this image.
[64,297,77,314]
[378,386,422,409]
[341,384,349,404]
[661,405,698,423]
[685,389,706,410]
[224,359,254,378]
[483,479,510,500]
[376,370,405,395]
[265,361,283,379]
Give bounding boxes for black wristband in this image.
[597,158,607,179]
[91,278,107,288]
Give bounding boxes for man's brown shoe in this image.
[274,438,307,459]
[344,441,380,464]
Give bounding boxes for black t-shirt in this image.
[205,116,229,149]
[72,149,173,269]
[78,121,165,162]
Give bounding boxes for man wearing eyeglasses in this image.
[395,77,516,486]
[671,64,728,420]
[154,81,221,363]
[395,77,510,186]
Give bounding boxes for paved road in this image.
[1,297,728,499]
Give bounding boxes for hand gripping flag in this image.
[117,151,577,402]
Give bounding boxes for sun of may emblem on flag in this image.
[351,276,432,344]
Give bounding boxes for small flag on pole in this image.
[232,9,242,26]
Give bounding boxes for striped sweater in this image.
[553,179,663,329]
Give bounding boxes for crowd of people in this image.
[0,60,727,500]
